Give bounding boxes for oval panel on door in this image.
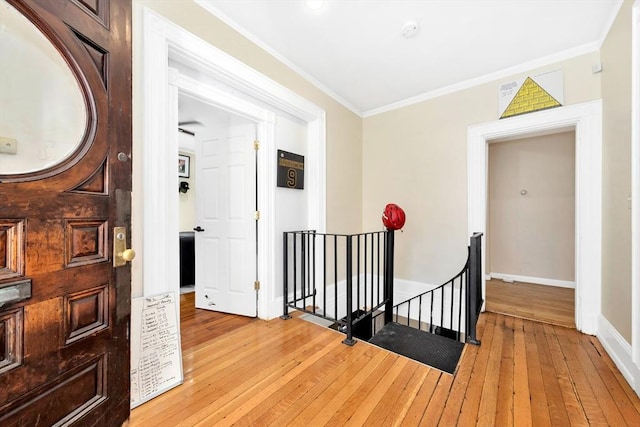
[0,1,90,180]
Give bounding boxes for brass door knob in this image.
[113,226,135,267]
[121,249,136,262]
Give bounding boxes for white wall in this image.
[273,114,309,299]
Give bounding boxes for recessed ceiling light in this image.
[306,0,325,10]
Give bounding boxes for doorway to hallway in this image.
[486,130,576,328]
[467,100,602,334]
[138,8,327,322]
[177,93,259,318]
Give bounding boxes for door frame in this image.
[138,8,326,319]
[467,100,602,335]
[173,71,275,316]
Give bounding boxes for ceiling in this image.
[178,92,231,134]
[195,0,622,117]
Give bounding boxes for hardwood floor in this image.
[129,292,640,426]
[178,291,257,351]
[486,278,575,328]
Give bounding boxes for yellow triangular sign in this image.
[500,77,561,119]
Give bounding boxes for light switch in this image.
[0,136,18,154]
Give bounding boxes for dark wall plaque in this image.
[277,150,304,190]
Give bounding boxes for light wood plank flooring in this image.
[178,291,257,351]
[129,293,640,426]
[486,278,575,328]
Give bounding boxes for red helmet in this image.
[382,203,406,230]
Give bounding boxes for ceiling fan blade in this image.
[178,120,203,127]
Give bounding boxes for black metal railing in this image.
[466,232,483,344]
[281,230,394,345]
[372,232,483,345]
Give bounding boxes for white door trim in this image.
[139,8,326,319]
[177,73,274,317]
[468,100,602,334]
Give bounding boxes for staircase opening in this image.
[281,230,483,374]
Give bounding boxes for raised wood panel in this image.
[64,285,108,345]
[70,158,109,194]
[0,321,4,361]
[72,29,109,89]
[64,219,108,267]
[0,308,23,375]
[0,231,6,270]
[72,0,110,28]
[0,220,25,281]
[0,354,107,425]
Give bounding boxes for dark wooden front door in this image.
[0,0,132,425]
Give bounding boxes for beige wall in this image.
[132,0,363,235]
[363,53,600,285]
[488,132,575,283]
[601,0,633,341]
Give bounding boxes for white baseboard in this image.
[393,278,437,303]
[267,296,287,320]
[597,314,640,397]
[490,272,575,289]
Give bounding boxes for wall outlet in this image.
[0,136,18,154]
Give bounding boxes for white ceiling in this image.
[196,0,622,117]
[178,92,231,132]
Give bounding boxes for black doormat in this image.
[368,322,464,374]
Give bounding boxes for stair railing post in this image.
[466,233,482,345]
[280,232,291,320]
[464,247,471,339]
[343,235,356,345]
[384,229,395,325]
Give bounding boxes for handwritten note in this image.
[130,292,183,408]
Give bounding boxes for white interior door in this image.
[195,119,257,316]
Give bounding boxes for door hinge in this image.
[254,210,260,220]
[254,280,261,290]
[254,140,260,150]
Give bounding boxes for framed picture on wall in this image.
[178,154,190,178]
